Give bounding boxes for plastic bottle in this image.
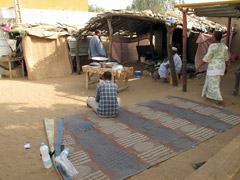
[40,142,52,169]
[54,148,78,177]
[61,148,70,157]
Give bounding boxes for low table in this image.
[0,57,24,79]
[82,65,134,92]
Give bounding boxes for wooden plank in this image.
[185,134,240,180]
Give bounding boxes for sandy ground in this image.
[0,61,239,180]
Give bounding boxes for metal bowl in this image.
[112,64,123,71]
[91,57,109,61]
[88,62,101,68]
[105,62,118,68]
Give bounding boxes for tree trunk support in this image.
[182,10,188,91]
[76,35,81,74]
[107,18,113,60]
[150,23,155,61]
[226,17,231,48]
[165,23,177,86]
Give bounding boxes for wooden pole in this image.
[120,37,123,63]
[150,23,155,61]
[182,10,188,91]
[107,18,113,60]
[226,17,231,47]
[76,35,81,74]
[165,23,178,86]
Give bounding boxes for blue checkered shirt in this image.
[95,80,119,116]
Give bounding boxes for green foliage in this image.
[126,5,133,11]
[88,4,105,13]
[129,0,176,13]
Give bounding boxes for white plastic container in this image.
[140,56,146,63]
[40,142,52,169]
[54,148,78,177]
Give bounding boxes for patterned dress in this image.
[202,43,228,101]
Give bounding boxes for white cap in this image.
[172,47,177,51]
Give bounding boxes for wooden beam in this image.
[107,18,113,60]
[165,23,178,86]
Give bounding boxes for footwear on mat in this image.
[214,102,224,108]
[193,161,207,170]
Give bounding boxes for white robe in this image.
[158,54,182,78]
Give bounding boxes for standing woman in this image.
[196,31,229,107]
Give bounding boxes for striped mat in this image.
[44,96,240,180]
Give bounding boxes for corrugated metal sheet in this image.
[175,1,240,18]
[193,4,240,17]
[67,37,90,56]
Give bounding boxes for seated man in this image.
[158,47,182,83]
[87,71,120,117]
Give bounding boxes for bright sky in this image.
[88,0,225,11]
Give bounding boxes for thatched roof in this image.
[11,23,77,39]
[77,10,227,37]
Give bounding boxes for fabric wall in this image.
[112,35,150,64]
[22,35,72,80]
[195,31,234,72]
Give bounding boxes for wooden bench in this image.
[185,134,240,180]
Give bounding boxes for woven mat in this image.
[44,96,240,180]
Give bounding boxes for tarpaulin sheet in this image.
[112,35,150,64]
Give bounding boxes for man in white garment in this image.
[158,47,182,83]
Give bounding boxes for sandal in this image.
[214,102,224,108]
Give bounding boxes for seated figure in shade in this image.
[87,71,121,117]
[158,47,182,83]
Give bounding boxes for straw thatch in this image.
[77,10,227,37]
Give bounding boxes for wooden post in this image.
[165,23,177,86]
[120,37,123,63]
[226,17,231,47]
[86,72,89,90]
[21,59,24,77]
[150,23,155,61]
[107,18,113,61]
[182,10,188,91]
[8,61,12,79]
[76,35,81,74]
[155,28,163,57]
